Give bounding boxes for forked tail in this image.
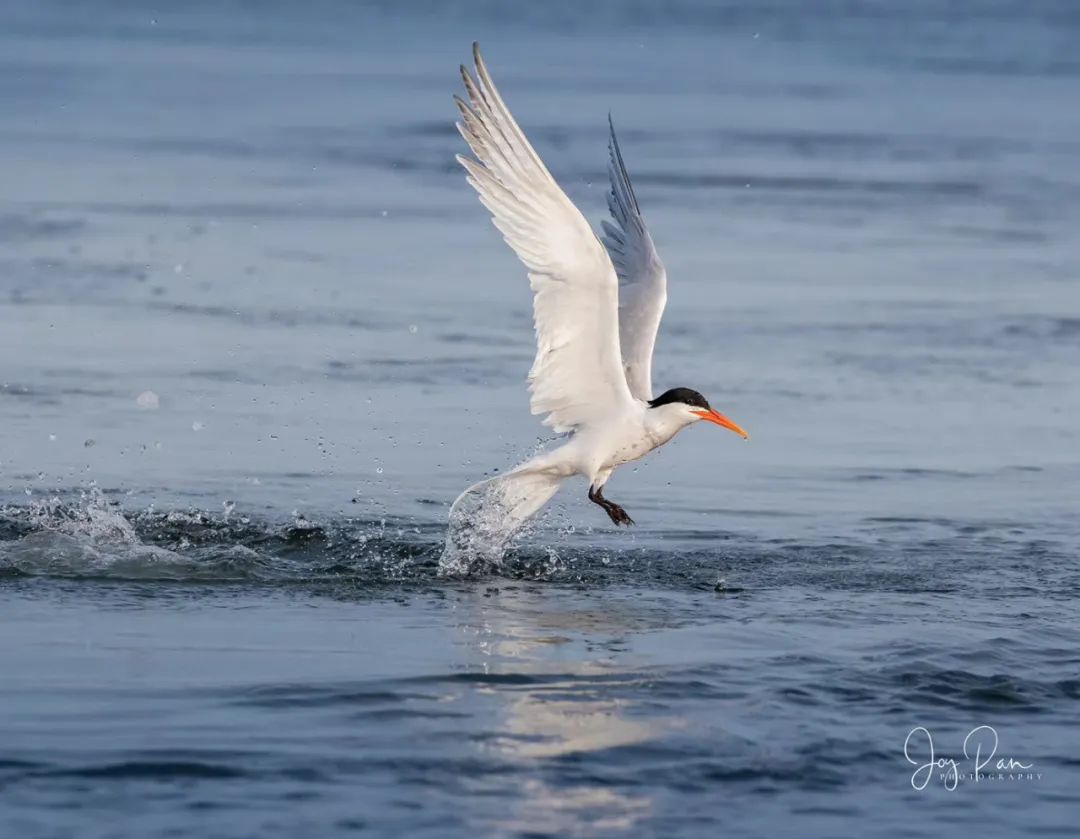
[439,457,566,575]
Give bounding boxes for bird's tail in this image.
[439,456,566,576]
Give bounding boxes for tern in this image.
[450,43,749,533]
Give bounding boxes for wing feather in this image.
[600,116,668,401]
[456,44,634,432]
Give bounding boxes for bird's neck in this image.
[642,403,694,447]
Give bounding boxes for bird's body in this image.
[545,401,697,481]
[449,44,748,538]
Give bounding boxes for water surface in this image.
[2,1,1079,836]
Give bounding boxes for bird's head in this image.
[647,388,749,439]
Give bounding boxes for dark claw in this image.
[589,485,635,527]
[606,504,635,527]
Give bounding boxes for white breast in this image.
[600,405,683,470]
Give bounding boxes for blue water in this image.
[2,2,1079,836]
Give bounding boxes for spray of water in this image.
[440,480,531,577]
[3,486,193,578]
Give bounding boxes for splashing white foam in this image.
[440,481,525,577]
[2,487,196,578]
[440,472,571,577]
[27,485,139,543]
[439,438,572,577]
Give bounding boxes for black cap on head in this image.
[647,387,710,410]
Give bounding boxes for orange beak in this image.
[691,409,749,439]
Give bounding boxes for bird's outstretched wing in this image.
[600,116,668,401]
[455,43,634,433]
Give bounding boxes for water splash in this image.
[0,490,440,583]
[26,485,138,543]
[439,490,587,581]
[440,480,529,577]
[439,439,568,577]
[2,486,205,579]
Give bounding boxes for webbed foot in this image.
[605,503,635,527]
[588,485,635,527]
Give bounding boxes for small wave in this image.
[2,489,1077,594]
[0,211,84,244]
[47,760,245,780]
[0,489,437,583]
[886,665,1078,714]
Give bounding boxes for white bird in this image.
[450,43,748,534]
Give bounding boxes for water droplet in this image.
[83,439,96,448]
[192,421,205,432]
[135,390,160,410]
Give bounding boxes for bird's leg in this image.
[588,484,635,527]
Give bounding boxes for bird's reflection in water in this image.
[455,589,664,835]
